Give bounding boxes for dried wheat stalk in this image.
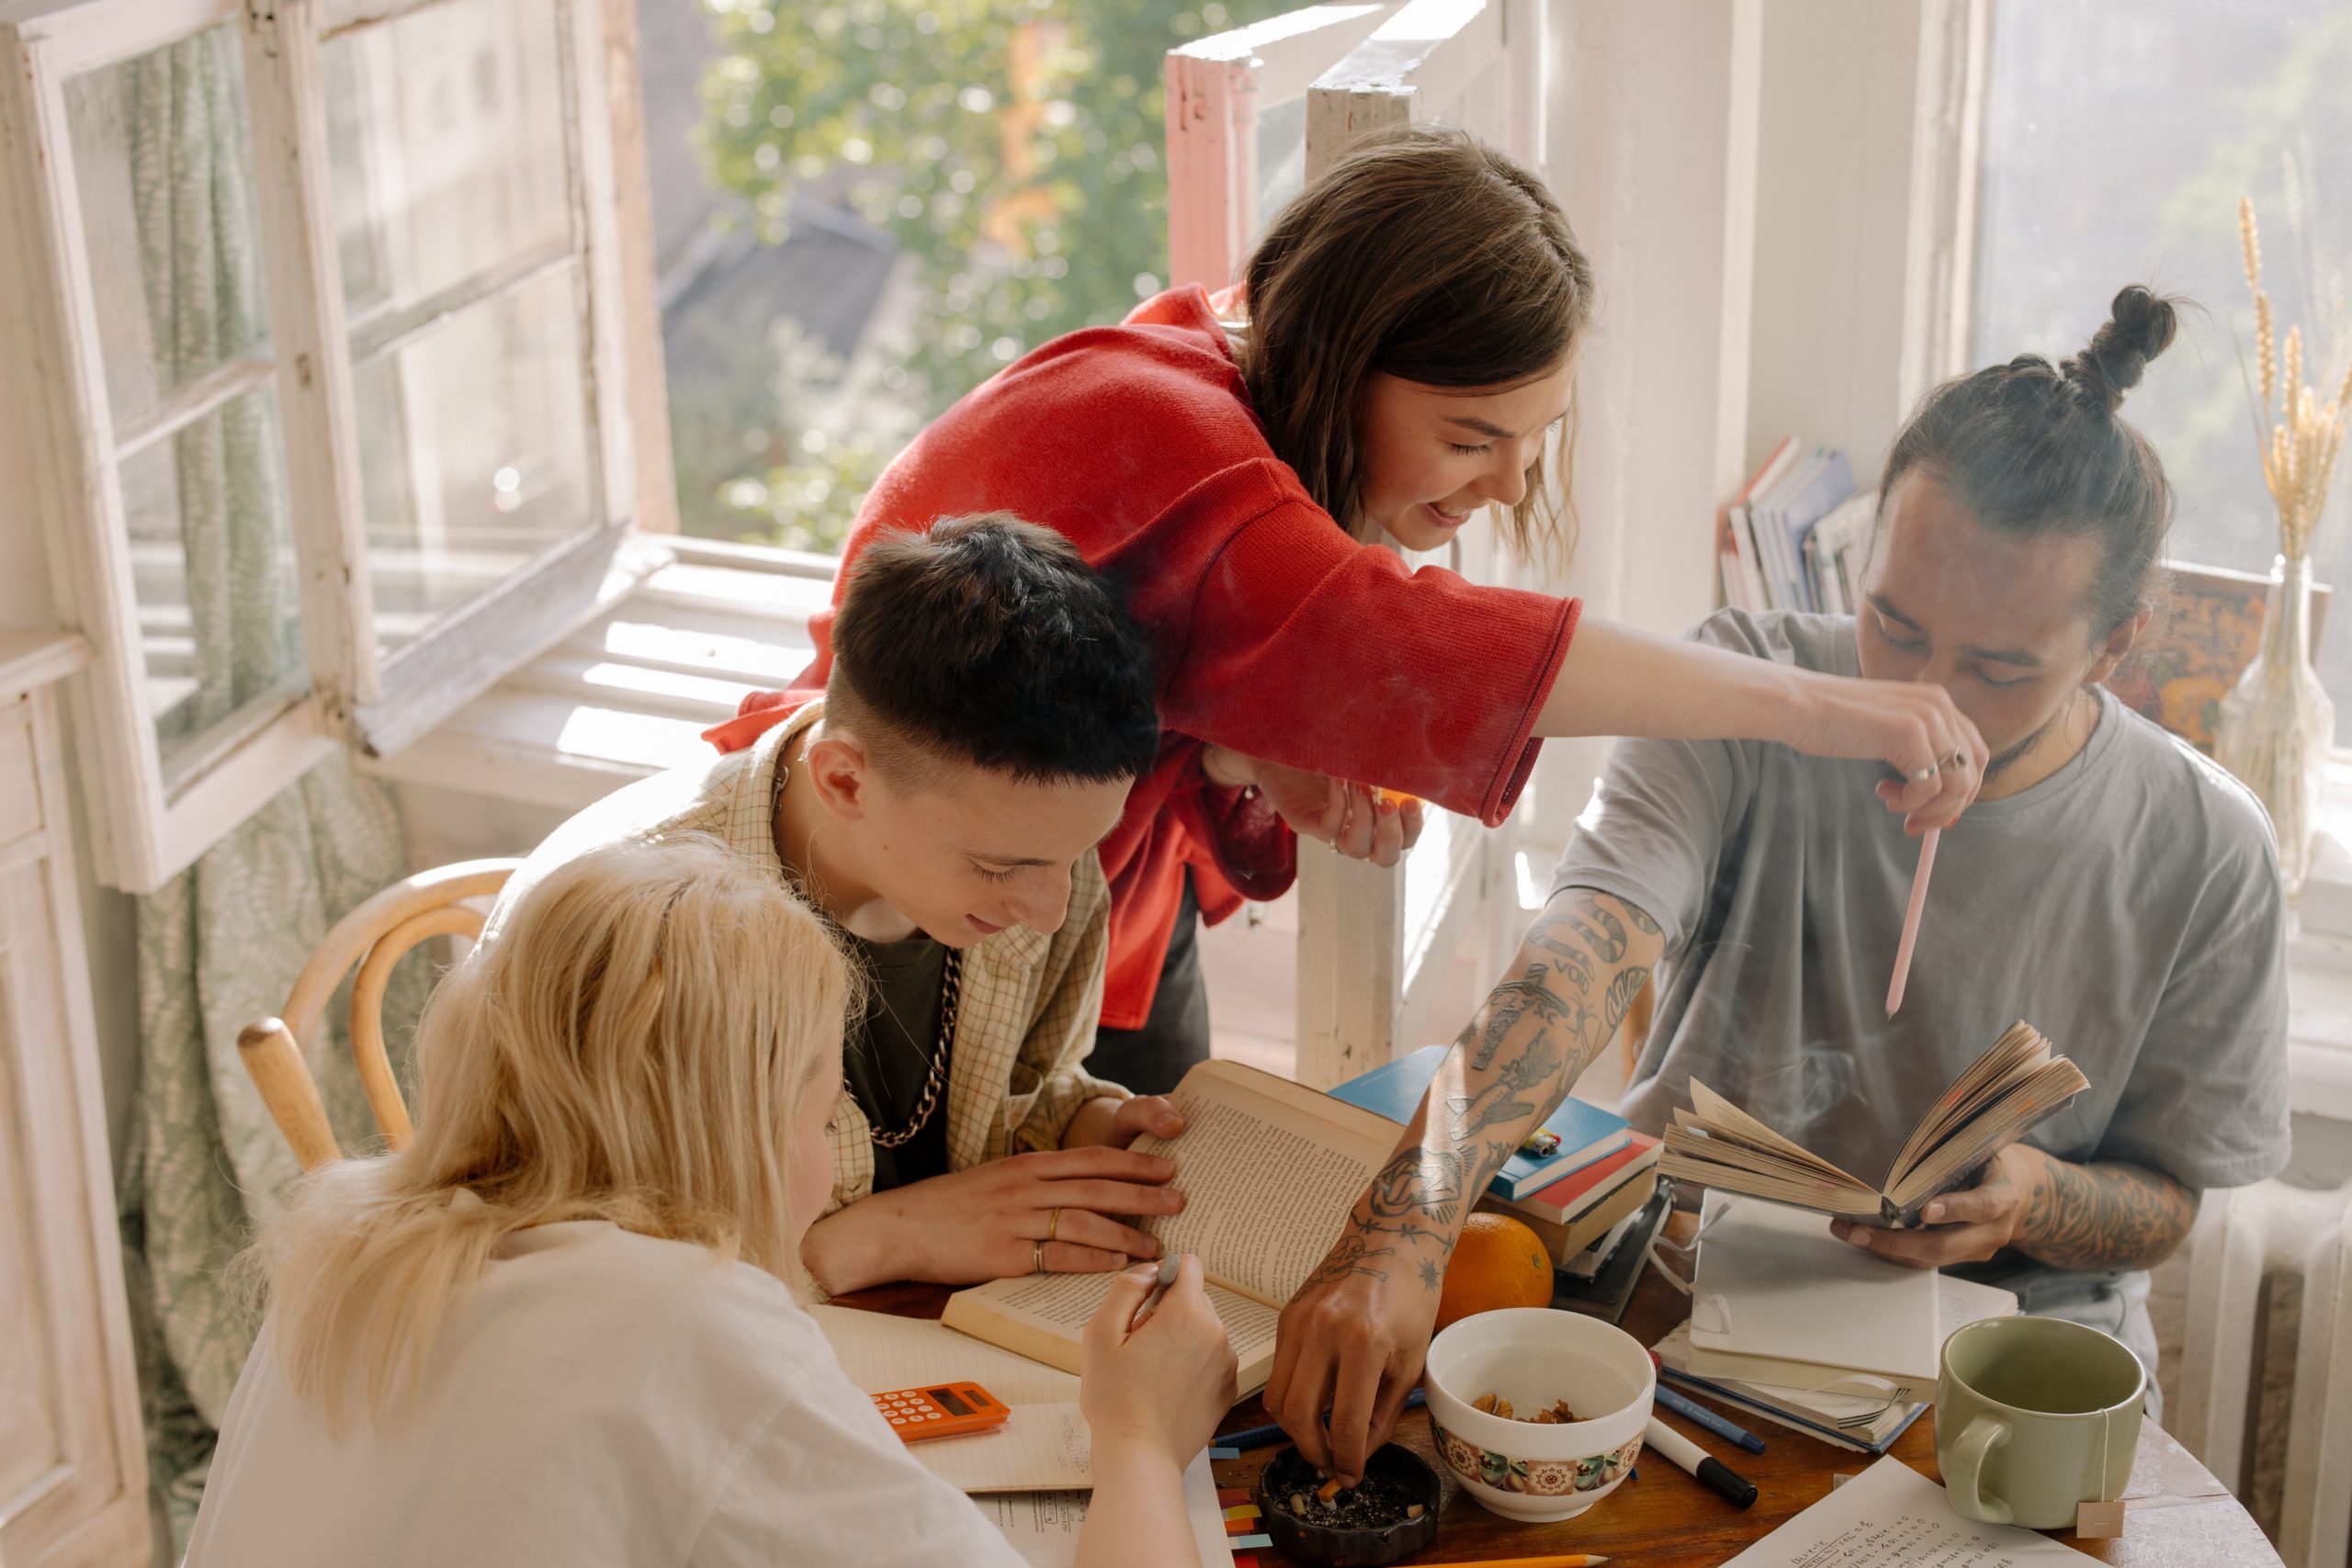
[2240,195,2349,563]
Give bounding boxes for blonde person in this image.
[489,514,1187,1295]
[184,838,1238,1567]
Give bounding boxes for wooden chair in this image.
[235,858,521,1172]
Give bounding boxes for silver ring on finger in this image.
[1911,761,1939,782]
[1033,1240,1046,1275]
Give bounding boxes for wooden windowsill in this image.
[359,537,832,810]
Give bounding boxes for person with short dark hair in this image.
[488,514,1190,1298]
[1275,287,2292,1479]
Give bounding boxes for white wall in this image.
[1524,0,1764,852]
[1746,0,1928,485]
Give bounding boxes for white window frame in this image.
[1164,2,1401,293]
[0,0,660,893]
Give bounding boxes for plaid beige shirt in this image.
[485,701,1127,1217]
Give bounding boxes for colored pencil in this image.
[1885,826,1939,1014]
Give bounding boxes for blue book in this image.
[1328,1044,1631,1200]
[1769,448,1855,613]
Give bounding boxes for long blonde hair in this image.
[253,836,854,1425]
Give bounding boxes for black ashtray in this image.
[1254,1443,1442,1567]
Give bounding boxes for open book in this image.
[942,1059,1403,1397]
[1657,1021,2088,1225]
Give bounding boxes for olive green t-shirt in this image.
[842,932,952,1190]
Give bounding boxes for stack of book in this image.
[1328,1045,1663,1271]
[1655,1194,2018,1455]
[1715,438,1873,615]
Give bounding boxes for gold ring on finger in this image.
[1046,1207,1062,1244]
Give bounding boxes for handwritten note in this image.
[915,1403,1093,1493]
[1724,1456,2098,1566]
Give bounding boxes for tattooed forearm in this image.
[2014,1155,2198,1272]
[1447,1034,1566,1141]
[1304,887,1668,1298]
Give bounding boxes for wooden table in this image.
[834,1258,2278,1567]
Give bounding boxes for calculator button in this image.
[888,1417,904,1426]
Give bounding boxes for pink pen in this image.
[1885,827,1940,1015]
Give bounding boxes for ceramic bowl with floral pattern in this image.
[1423,1306,1656,1522]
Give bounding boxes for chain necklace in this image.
[771,737,959,1148]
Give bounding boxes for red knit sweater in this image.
[707,287,1579,1030]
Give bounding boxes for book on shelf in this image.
[1328,1044,1631,1199]
[1719,437,1800,612]
[1717,440,1860,614]
[1659,1021,2087,1226]
[942,1059,1401,1398]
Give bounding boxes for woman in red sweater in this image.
[709,128,1983,1092]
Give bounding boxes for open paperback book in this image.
[1659,1021,2088,1225]
[943,1059,1404,1397]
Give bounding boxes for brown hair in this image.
[827,512,1161,785]
[1878,285,2180,637]
[1238,126,1595,564]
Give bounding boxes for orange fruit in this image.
[1434,1213,1555,1332]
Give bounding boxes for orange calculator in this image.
[872,1382,1011,1443]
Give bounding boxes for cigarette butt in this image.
[1316,1477,1344,1504]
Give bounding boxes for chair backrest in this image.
[236,858,521,1172]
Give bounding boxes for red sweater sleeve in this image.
[1160,465,1579,828]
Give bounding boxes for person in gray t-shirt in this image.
[1276,288,2290,1474]
[1552,293,2290,1389]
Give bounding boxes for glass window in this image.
[636,0,1299,552]
[324,0,597,658]
[63,27,307,785]
[1973,0,2352,737]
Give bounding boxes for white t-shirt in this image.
[184,1221,1029,1568]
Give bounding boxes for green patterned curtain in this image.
[109,28,431,1553]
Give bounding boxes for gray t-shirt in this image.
[1553,609,2292,1371]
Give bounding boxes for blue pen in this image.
[1214,1388,1428,1450]
[1654,1377,1767,1454]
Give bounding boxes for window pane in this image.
[1973,0,2352,738]
[63,26,270,434]
[118,385,306,785]
[353,265,594,655]
[323,0,571,325]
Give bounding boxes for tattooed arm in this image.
[1831,1145,2197,1273]
[1266,886,1668,1482]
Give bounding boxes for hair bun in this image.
[2062,286,2179,412]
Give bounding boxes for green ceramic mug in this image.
[1934,1315,2145,1530]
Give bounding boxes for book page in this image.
[1886,1057,2091,1213]
[914,1403,1092,1493]
[1885,1022,2052,1187]
[1682,1082,1877,1193]
[1723,1455,2098,1565]
[974,1450,1234,1568]
[810,1304,1080,1404]
[1128,1063,1395,1304]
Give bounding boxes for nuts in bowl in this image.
[1422,1306,1657,1522]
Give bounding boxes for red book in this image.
[1502,1132,1661,1221]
